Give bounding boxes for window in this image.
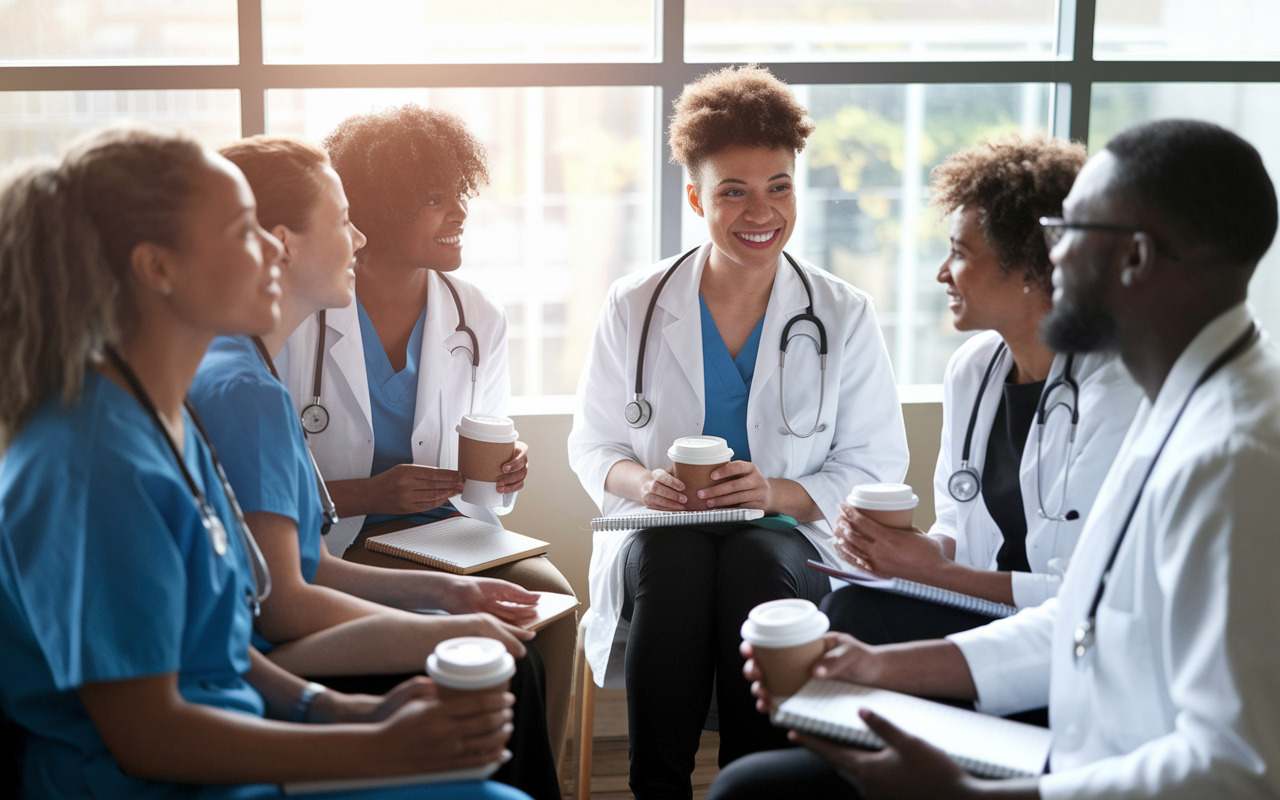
[1,1,1276,395]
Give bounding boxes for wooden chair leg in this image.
[572,618,595,800]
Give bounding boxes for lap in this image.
[705,747,859,800]
[206,778,530,799]
[820,583,997,646]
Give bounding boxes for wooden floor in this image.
[561,730,721,800]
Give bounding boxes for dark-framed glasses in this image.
[1038,216,1146,249]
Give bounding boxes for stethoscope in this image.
[624,246,829,438]
[252,337,339,535]
[1073,323,1257,661]
[105,346,272,616]
[300,272,480,437]
[947,344,1082,522]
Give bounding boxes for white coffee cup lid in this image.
[456,415,519,444]
[426,637,517,690]
[667,435,734,465]
[740,599,830,649]
[847,483,919,511]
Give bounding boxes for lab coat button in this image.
[754,422,761,429]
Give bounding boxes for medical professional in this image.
[825,133,1143,645]
[0,126,525,799]
[189,136,560,799]
[275,105,575,766]
[709,119,1280,800]
[568,65,909,797]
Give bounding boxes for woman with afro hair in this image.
[274,104,577,776]
[568,65,910,797]
[819,132,1144,659]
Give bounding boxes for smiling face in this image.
[390,192,468,272]
[689,144,797,273]
[277,166,365,312]
[159,152,282,338]
[937,206,1037,333]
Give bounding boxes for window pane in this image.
[1095,0,1280,60]
[683,83,1052,385]
[0,1,237,65]
[685,0,1058,63]
[0,90,241,165]
[268,87,656,398]
[263,1,655,64]
[1090,83,1280,336]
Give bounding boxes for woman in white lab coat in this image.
[568,66,909,797]
[826,133,1143,646]
[274,105,576,770]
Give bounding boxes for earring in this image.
[1023,285,1031,294]
[1120,267,1137,287]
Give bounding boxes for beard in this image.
[1041,266,1119,354]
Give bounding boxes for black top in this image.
[982,376,1046,573]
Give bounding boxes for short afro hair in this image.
[668,64,815,186]
[1105,118,1277,267]
[930,132,1086,295]
[323,104,488,260]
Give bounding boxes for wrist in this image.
[293,681,329,723]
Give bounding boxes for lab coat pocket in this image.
[1093,604,1164,751]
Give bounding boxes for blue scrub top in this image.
[357,298,459,532]
[190,336,324,651]
[699,294,763,463]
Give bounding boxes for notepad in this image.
[775,679,1051,779]
[807,560,1017,619]
[364,517,548,575]
[520,591,579,632]
[282,762,500,794]
[591,508,766,532]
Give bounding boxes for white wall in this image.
[505,398,944,607]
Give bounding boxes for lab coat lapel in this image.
[414,271,454,465]
[659,246,708,415]
[749,253,809,409]
[325,299,373,436]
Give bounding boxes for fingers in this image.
[499,619,537,641]
[493,582,540,605]
[438,689,516,719]
[500,442,528,475]
[812,639,866,679]
[652,468,684,492]
[384,675,436,706]
[859,709,914,751]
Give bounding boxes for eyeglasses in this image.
[1038,216,1147,249]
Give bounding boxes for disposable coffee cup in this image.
[847,483,919,530]
[668,436,733,511]
[740,598,830,709]
[426,636,517,701]
[456,415,519,507]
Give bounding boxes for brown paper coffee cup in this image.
[434,678,511,703]
[671,460,729,511]
[858,506,914,529]
[458,435,515,482]
[754,637,827,703]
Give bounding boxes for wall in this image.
[505,397,944,607]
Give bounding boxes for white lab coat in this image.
[568,242,910,686]
[932,331,1143,608]
[276,270,515,555]
[951,305,1280,798]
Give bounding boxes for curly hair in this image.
[930,132,1087,294]
[220,135,330,234]
[668,64,815,185]
[323,104,489,261]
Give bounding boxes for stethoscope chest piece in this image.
[301,403,329,435]
[625,396,652,428]
[948,465,982,503]
[203,507,229,557]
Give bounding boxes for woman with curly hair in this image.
[273,105,576,778]
[568,65,909,797]
[818,132,1144,646]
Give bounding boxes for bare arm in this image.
[77,664,514,785]
[325,464,465,520]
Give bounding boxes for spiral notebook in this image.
[775,679,1051,779]
[364,517,548,575]
[807,560,1017,619]
[590,508,766,532]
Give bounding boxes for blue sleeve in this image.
[6,439,188,690]
[193,375,307,527]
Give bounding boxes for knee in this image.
[705,752,787,800]
[630,528,716,583]
[820,584,885,638]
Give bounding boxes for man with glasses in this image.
[707,119,1280,800]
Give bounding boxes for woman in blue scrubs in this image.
[0,126,526,799]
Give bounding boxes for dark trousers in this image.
[311,640,560,800]
[706,747,861,800]
[621,524,830,800]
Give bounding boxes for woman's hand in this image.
[741,632,880,714]
[439,577,540,626]
[496,441,528,495]
[835,504,950,582]
[451,612,536,658]
[367,464,464,515]
[640,468,688,511]
[311,675,437,723]
[792,710,987,800]
[374,691,515,775]
[697,461,774,511]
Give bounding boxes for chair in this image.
[571,617,595,800]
